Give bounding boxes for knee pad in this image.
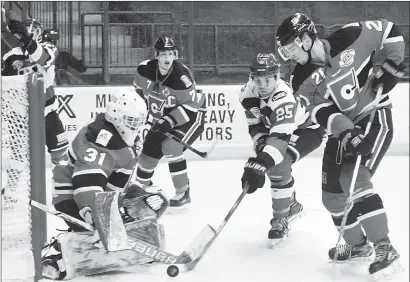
[331,201,362,229]
[161,137,183,157]
[267,152,293,184]
[142,130,165,159]
[340,164,373,195]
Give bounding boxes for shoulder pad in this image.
[137,59,157,81]
[326,26,361,57]
[85,114,128,150]
[166,61,194,90]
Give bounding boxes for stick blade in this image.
[181,225,216,261]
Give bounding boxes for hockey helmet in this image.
[276,13,317,61]
[250,53,281,78]
[154,36,177,56]
[22,19,44,43]
[105,91,147,146]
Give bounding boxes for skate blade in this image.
[329,252,375,264]
[166,204,191,215]
[269,234,289,248]
[370,258,404,281]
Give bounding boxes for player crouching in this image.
[43,92,172,279]
[42,184,169,280]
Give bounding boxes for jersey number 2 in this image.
[84,148,106,165]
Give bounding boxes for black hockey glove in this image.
[254,136,268,154]
[151,116,175,134]
[372,59,407,94]
[241,157,267,194]
[7,19,33,48]
[339,128,371,156]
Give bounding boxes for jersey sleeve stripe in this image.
[182,104,199,112]
[73,186,104,195]
[106,183,125,192]
[380,21,394,50]
[73,168,107,178]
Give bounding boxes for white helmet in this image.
[105,91,147,146]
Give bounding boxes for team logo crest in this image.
[339,49,355,68]
[96,129,113,147]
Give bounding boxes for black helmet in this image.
[250,53,281,77]
[154,36,176,53]
[276,13,317,60]
[21,18,44,42]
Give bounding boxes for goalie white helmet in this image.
[105,91,147,146]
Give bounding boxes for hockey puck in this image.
[167,265,179,277]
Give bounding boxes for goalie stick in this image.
[333,85,384,262]
[164,132,217,158]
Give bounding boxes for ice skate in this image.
[369,238,401,278]
[286,192,305,222]
[268,217,290,247]
[167,188,191,214]
[328,239,374,262]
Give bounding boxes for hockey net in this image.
[2,73,47,282]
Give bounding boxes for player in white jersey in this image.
[239,53,325,246]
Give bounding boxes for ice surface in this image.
[43,156,409,282]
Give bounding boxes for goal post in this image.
[2,72,47,282]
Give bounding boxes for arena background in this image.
[2,1,409,85]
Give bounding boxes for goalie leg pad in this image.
[54,231,154,280]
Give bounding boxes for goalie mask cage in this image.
[2,73,47,282]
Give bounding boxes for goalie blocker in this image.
[42,184,169,280]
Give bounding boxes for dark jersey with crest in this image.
[291,19,405,136]
[52,114,138,209]
[133,60,206,127]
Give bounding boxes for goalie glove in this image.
[119,183,169,221]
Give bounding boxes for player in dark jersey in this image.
[239,53,325,246]
[3,18,69,164]
[44,92,169,280]
[276,13,406,276]
[133,36,206,213]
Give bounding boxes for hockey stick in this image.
[2,191,96,231]
[164,132,217,158]
[333,85,384,262]
[169,183,250,273]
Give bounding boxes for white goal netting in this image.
[2,73,45,282]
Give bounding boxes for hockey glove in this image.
[372,59,407,94]
[7,19,33,48]
[339,128,371,156]
[241,157,267,194]
[254,135,268,154]
[151,116,175,134]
